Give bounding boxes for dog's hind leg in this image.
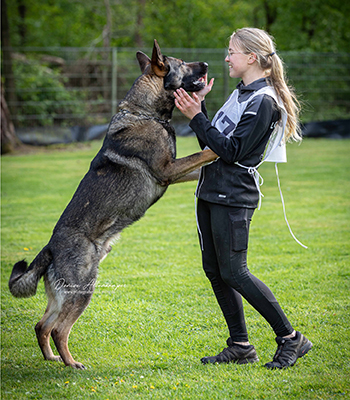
[35,299,62,363]
[51,297,92,370]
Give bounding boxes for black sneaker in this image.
[264,331,313,369]
[201,338,259,365]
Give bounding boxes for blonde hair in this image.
[230,28,302,142]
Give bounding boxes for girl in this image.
[174,27,312,369]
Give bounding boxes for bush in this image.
[13,58,87,127]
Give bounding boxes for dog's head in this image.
[136,40,208,92]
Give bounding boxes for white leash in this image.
[195,161,307,250]
[275,163,308,249]
[235,161,308,249]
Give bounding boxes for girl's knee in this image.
[220,265,250,290]
[203,267,219,283]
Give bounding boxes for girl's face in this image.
[225,40,250,79]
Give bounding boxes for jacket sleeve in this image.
[190,95,280,164]
[195,101,209,150]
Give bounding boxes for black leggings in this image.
[197,199,293,342]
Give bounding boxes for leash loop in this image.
[236,162,265,210]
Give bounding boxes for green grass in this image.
[1,138,349,400]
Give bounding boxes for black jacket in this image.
[190,78,281,208]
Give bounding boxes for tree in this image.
[1,0,21,153]
[5,0,350,52]
[1,0,17,116]
[1,85,21,154]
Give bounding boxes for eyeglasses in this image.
[227,50,247,57]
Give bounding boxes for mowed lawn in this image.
[1,137,349,400]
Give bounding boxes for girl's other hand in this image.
[196,74,215,102]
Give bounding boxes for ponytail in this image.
[231,28,302,142]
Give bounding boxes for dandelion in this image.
[24,248,29,251]
[132,385,138,389]
[150,385,155,389]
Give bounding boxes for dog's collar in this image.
[119,109,170,125]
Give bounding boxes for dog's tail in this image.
[9,245,52,298]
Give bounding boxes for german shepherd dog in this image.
[8,40,217,369]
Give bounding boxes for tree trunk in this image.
[135,0,146,47]
[1,0,18,117]
[102,0,112,99]
[263,0,277,33]
[1,85,21,154]
[17,0,27,46]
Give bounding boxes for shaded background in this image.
[2,0,350,150]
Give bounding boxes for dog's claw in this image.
[69,362,86,370]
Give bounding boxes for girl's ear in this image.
[248,53,257,64]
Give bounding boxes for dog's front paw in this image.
[202,149,219,165]
[203,148,218,158]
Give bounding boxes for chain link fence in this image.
[3,46,350,140]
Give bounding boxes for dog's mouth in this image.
[192,76,206,89]
[185,62,208,91]
[183,73,207,92]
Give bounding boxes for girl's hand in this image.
[174,75,214,119]
[174,88,202,120]
[196,74,215,102]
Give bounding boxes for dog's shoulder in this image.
[89,116,174,175]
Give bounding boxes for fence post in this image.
[111,47,118,115]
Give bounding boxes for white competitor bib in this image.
[212,85,288,164]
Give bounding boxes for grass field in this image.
[1,137,349,400]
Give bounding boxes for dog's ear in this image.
[136,51,151,73]
[151,39,168,77]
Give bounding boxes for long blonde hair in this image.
[231,27,302,142]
